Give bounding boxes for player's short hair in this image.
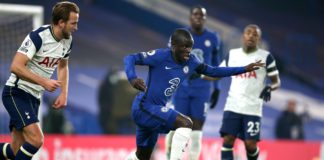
[245,24,262,37]
[171,29,193,46]
[52,1,79,25]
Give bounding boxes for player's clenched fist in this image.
[131,78,147,92]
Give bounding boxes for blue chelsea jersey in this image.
[129,48,201,106]
[124,48,245,107]
[184,27,221,89]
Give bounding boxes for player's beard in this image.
[62,28,71,39]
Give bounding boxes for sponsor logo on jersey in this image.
[164,78,180,96]
[235,71,257,79]
[38,57,62,68]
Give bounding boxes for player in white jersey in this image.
[219,24,281,160]
[0,2,79,160]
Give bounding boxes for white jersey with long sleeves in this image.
[220,48,279,117]
[6,25,72,99]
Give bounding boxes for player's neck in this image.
[51,25,63,41]
[190,27,204,35]
[243,46,257,54]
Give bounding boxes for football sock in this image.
[170,128,192,160]
[15,142,39,160]
[247,147,259,160]
[0,143,15,159]
[165,131,175,160]
[189,131,202,160]
[125,151,139,160]
[221,143,233,160]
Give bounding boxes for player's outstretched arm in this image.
[244,60,265,72]
[10,52,61,92]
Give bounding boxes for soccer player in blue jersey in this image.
[0,2,79,160]
[165,5,222,160]
[219,24,281,160]
[124,28,264,160]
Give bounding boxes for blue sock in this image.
[15,142,39,160]
[0,143,15,159]
[221,143,233,160]
[247,147,259,160]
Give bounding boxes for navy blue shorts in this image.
[220,111,261,141]
[131,99,179,148]
[172,85,211,121]
[2,86,40,131]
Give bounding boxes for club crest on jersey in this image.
[204,39,211,47]
[183,66,189,74]
[161,107,169,112]
[147,50,156,56]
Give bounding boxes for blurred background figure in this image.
[275,99,305,140]
[98,69,138,134]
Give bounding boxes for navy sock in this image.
[247,147,259,160]
[221,143,233,160]
[0,143,15,159]
[15,142,39,160]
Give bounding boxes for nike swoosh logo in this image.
[165,66,172,69]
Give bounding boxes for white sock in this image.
[170,128,192,160]
[165,131,175,160]
[189,131,203,160]
[125,151,139,160]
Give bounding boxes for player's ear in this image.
[58,19,66,27]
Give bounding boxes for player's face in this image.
[173,39,193,63]
[62,12,79,39]
[190,8,206,30]
[242,26,261,49]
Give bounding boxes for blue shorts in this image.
[2,86,40,131]
[131,98,179,148]
[220,111,261,141]
[172,85,211,121]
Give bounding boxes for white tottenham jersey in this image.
[220,48,279,117]
[6,25,72,99]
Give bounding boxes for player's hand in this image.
[52,93,68,109]
[259,85,272,102]
[43,79,61,92]
[131,78,147,92]
[209,89,220,109]
[245,60,265,72]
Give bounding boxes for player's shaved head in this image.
[190,5,206,16]
[171,29,194,46]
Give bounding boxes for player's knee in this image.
[245,140,257,152]
[24,132,44,148]
[223,135,235,145]
[182,116,193,129]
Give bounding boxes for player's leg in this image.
[15,123,43,160]
[2,86,43,160]
[170,114,193,160]
[244,140,259,160]
[165,130,174,160]
[187,88,211,160]
[166,91,190,160]
[219,111,242,160]
[242,115,261,160]
[1,86,25,159]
